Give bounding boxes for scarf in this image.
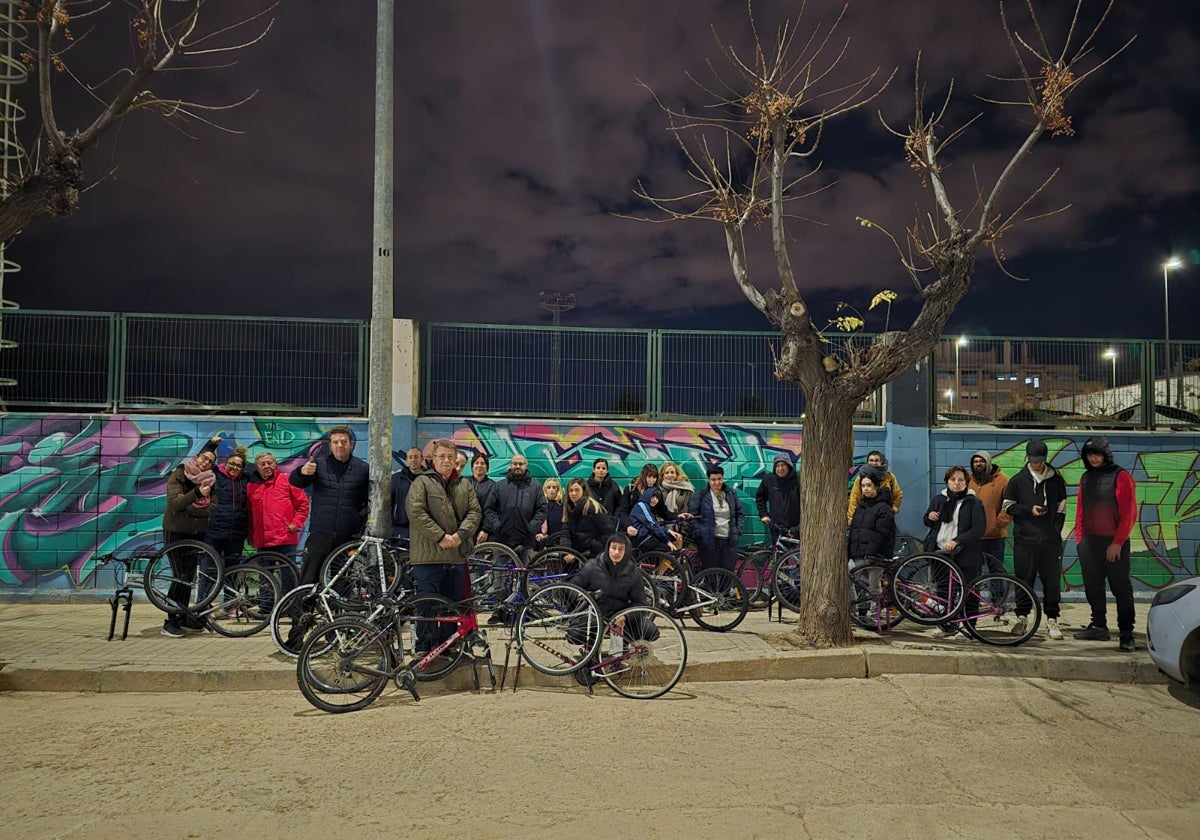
[936,488,968,550]
[184,458,217,508]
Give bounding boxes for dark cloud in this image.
[7,0,1199,340]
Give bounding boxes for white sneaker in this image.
[1046,618,1063,640]
[1011,615,1028,636]
[930,626,954,638]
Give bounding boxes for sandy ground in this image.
[2,675,1198,840]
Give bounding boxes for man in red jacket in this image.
[247,452,311,554]
[1072,437,1138,651]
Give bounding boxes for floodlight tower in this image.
[0,1,26,392]
[539,291,576,413]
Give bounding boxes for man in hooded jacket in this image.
[968,450,1011,575]
[480,453,547,556]
[1002,439,1068,640]
[755,453,800,535]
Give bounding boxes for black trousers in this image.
[298,532,354,587]
[1012,540,1062,619]
[164,530,206,622]
[1077,535,1135,637]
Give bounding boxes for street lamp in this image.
[954,336,967,409]
[945,388,954,411]
[1163,256,1183,406]
[1104,348,1117,413]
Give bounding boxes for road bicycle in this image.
[572,604,688,699]
[849,552,1041,646]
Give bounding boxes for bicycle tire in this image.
[296,616,392,714]
[598,606,687,700]
[891,553,966,626]
[143,540,224,614]
[770,549,803,613]
[848,564,904,632]
[516,583,602,675]
[402,594,468,682]
[270,583,334,658]
[687,567,749,632]
[959,574,1042,647]
[637,551,690,611]
[246,550,300,595]
[528,545,587,579]
[319,539,401,610]
[467,542,521,612]
[206,563,280,637]
[734,549,770,605]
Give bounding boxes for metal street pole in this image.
[1164,261,1171,407]
[366,0,394,538]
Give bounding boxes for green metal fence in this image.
[0,310,367,414]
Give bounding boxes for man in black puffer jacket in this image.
[480,453,546,557]
[290,425,370,587]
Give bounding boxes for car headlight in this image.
[1151,584,1196,608]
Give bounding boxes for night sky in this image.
[7,1,1199,341]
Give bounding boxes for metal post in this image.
[1164,262,1171,408]
[366,0,394,538]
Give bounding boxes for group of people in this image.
[846,439,1138,651]
[158,427,358,639]
[162,430,1140,655]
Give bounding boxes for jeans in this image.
[412,563,465,653]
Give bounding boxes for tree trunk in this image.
[795,382,856,646]
[0,150,82,243]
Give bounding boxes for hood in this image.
[505,469,532,485]
[858,464,886,485]
[638,487,661,506]
[1027,462,1058,482]
[860,485,892,507]
[1081,436,1115,469]
[603,532,635,569]
[972,450,993,474]
[772,454,795,477]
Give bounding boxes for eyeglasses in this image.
[432,454,456,461]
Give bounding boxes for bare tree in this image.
[636,1,1128,645]
[0,0,276,243]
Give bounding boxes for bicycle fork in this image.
[108,584,133,641]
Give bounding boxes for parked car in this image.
[1112,403,1200,428]
[1146,576,1200,687]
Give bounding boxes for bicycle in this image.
[734,524,799,610]
[572,604,688,699]
[849,552,1041,646]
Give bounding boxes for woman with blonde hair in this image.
[537,477,565,544]
[658,461,695,519]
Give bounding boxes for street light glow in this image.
[957,336,968,347]
[1164,256,1183,271]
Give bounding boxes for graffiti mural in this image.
[0,415,365,590]
[2,413,1195,593]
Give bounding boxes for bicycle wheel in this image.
[598,606,687,700]
[529,545,587,580]
[637,551,690,611]
[319,540,401,610]
[296,616,392,714]
[246,550,300,596]
[687,567,749,632]
[848,564,904,631]
[207,563,280,637]
[270,584,338,658]
[143,540,224,614]
[734,550,770,605]
[891,553,966,626]
[401,594,468,682]
[771,549,803,613]
[517,583,602,675]
[960,574,1042,647]
[467,542,521,613]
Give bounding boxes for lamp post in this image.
[1163,256,1183,406]
[1104,348,1117,413]
[945,388,954,412]
[954,336,967,410]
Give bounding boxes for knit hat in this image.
[1025,440,1048,464]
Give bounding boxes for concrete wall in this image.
[1,413,1195,595]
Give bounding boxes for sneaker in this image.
[1118,637,1135,652]
[1073,624,1111,641]
[487,612,508,626]
[181,613,207,631]
[161,619,184,638]
[1046,618,1063,640]
[930,625,957,639]
[1011,615,1028,636]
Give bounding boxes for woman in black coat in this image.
[847,470,896,564]
[923,465,987,581]
[564,477,614,557]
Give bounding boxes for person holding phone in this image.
[1002,440,1068,640]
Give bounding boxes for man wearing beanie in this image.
[1002,440,1068,640]
[968,450,1010,575]
[1072,436,1138,651]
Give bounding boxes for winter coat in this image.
[967,452,1011,539]
[406,470,482,566]
[617,483,666,530]
[162,463,217,536]
[630,488,675,548]
[1002,463,1068,547]
[467,475,495,511]
[289,452,370,539]
[660,478,694,518]
[565,498,614,557]
[923,489,986,574]
[586,475,622,516]
[755,456,801,530]
[247,470,310,549]
[205,464,249,542]
[1074,437,1137,545]
[688,486,745,549]
[390,465,417,536]
[847,488,896,561]
[482,471,547,549]
[569,535,647,616]
[848,469,902,524]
